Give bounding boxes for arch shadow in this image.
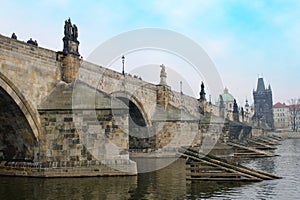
[0,72,41,142]
[110,90,151,126]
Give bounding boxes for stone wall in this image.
[78,61,158,125]
[0,35,60,109]
[153,121,198,150]
[38,109,129,162]
[37,82,132,163]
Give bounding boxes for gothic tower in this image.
[253,78,274,130]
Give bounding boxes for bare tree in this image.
[289,98,300,132]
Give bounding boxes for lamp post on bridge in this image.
[180,81,183,94]
[122,55,125,76]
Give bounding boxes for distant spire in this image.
[268,84,271,90]
[245,98,249,107]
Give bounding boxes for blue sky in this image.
[1,0,300,105]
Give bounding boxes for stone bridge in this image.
[0,20,251,176]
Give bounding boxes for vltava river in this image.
[0,139,299,199]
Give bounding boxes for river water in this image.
[0,139,299,199]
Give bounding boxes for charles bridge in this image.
[0,19,255,177]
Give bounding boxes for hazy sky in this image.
[1,0,299,106]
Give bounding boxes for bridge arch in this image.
[0,72,41,160]
[111,91,155,151]
[110,91,151,126]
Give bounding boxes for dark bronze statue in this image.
[64,18,78,41]
[63,18,80,56]
[72,24,78,40]
[11,33,17,39]
[233,99,238,113]
[199,82,206,101]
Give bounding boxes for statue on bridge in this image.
[72,24,78,41]
[63,18,80,56]
[233,99,239,122]
[219,94,225,117]
[11,33,17,39]
[27,38,38,46]
[159,64,167,85]
[199,82,206,101]
[233,99,238,113]
[64,18,78,41]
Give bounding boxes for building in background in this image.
[219,87,235,112]
[273,102,300,132]
[273,102,290,131]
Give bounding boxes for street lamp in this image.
[122,55,125,76]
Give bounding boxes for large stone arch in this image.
[111,91,156,151]
[0,72,41,160]
[110,91,151,126]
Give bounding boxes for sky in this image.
[1,0,300,106]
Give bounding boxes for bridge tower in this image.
[253,77,274,130]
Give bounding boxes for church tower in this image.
[253,78,274,130]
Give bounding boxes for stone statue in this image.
[233,99,238,113]
[62,18,80,56]
[72,24,78,40]
[159,64,167,85]
[219,95,225,117]
[64,18,72,38]
[160,64,166,75]
[241,107,245,119]
[233,99,239,122]
[27,38,37,46]
[219,95,224,107]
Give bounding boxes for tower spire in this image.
[256,77,265,92]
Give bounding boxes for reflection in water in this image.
[0,139,300,199]
[187,181,250,199]
[129,159,186,200]
[0,176,138,200]
[241,157,276,174]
